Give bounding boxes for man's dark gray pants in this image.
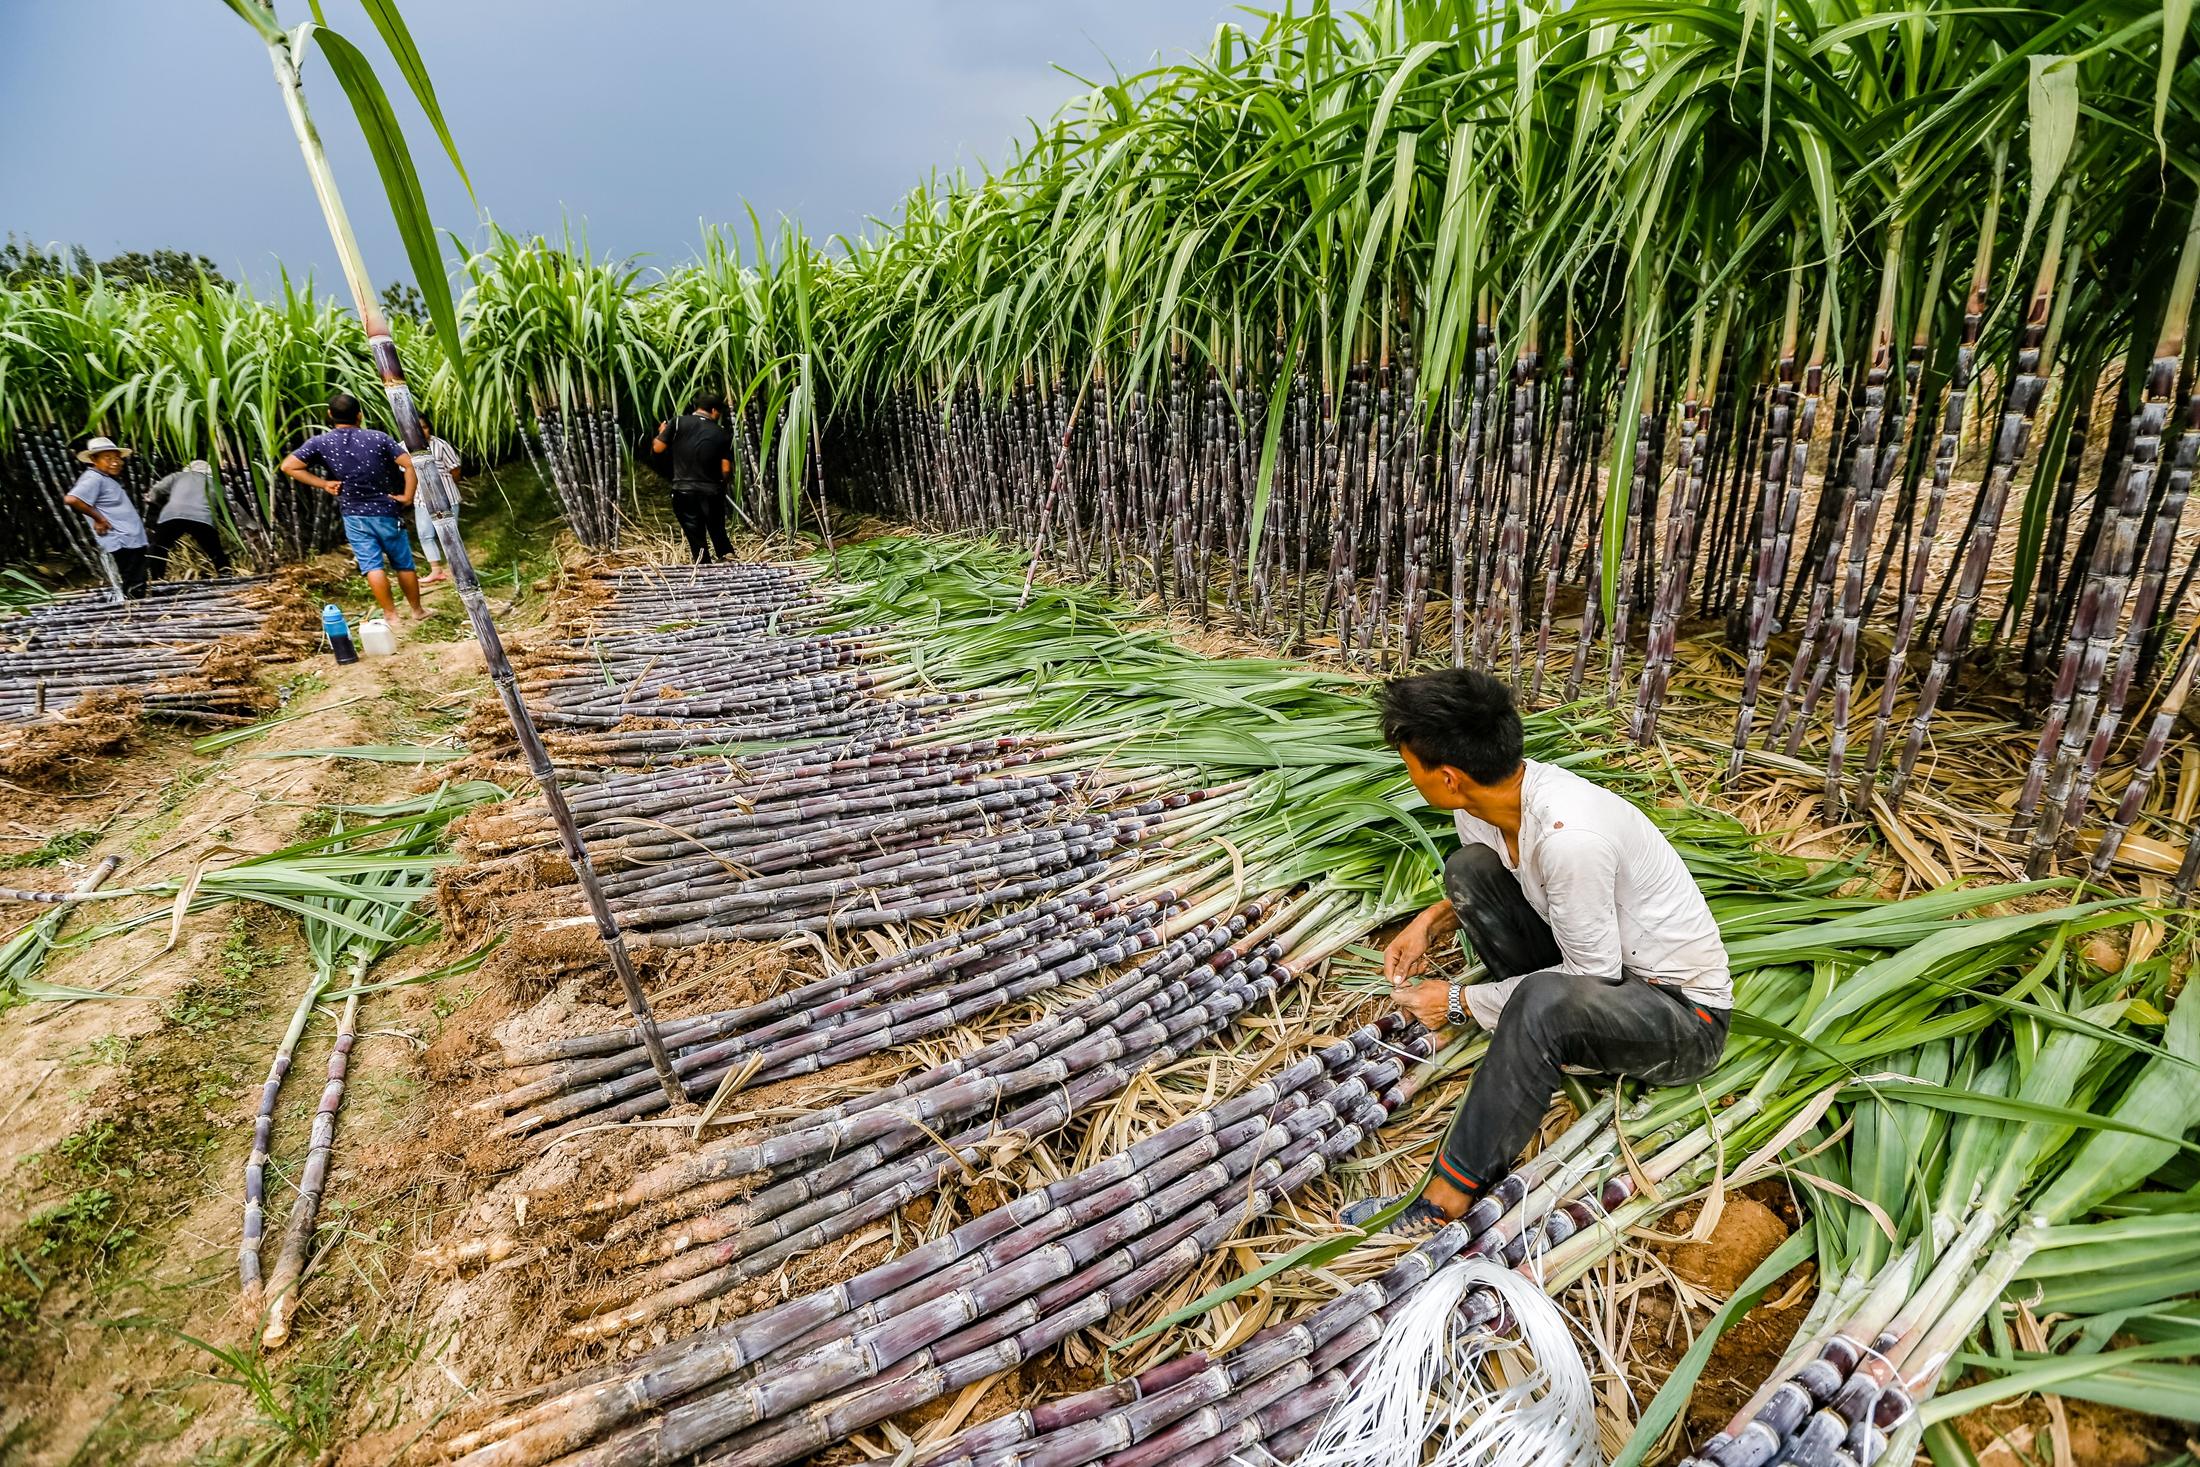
[1430,844,1728,1197]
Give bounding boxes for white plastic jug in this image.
[358,617,397,657]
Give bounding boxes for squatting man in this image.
[1342,668,1731,1234]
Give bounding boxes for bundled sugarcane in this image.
[428,1014,1419,1467]
[915,885,2159,1467]
[431,893,1370,1351]
[1679,923,2197,1467]
[0,575,289,725]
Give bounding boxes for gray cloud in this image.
[0,1,1244,291]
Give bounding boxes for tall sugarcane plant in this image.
[8,0,2199,876]
[217,0,686,1103]
[812,0,2200,889]
[460,227,642,547]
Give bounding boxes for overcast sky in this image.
[1,1,1247,292]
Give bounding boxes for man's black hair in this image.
[328,391,363,426]
[1378,668,1524,785]
[688,391,723,415]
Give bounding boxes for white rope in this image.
[1292,1259,1598,1467]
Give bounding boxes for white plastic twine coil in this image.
[1292,1257,1599,1467]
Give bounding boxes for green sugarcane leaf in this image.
[220,0,286,44]
[1600,325,1654,624]
[1926,1345,2200,1424]
[304,24,465,374]
[356,0,473,205]
[2032,987,2200,1221]
[1923,1422,1982,1467]
[2158,0,2194,155]
[2021,56,2079,254]
[1245,307,1310,575]
[1868,1082,2200,1155]
[1611,1220,1818,1467]
[252,744,464,763]
[1108,1181,1431,1356]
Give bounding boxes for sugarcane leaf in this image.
[322,934,500,998]
[1867,1082,2200,1154]
[219,0,286,44]
[252,744,464,763]
[1108,1183,1430,1355]
[2021,56,2079,251]
[12,977,142,1002]
[2158,0,2194,154]
[1923,1422,1982,1467]
[1926,1343,2200,1425]
[1245,306,1310,575]
[1600,325,1654,623]
[1610,1219,1818,1467]
[301,24,465,372]
[355,0,474,205]
[2032,986,2200,1221]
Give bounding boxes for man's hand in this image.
[91,516,114,536]
[1391,977,1452,1032]
[322,480,342,496]
[1382,899,1457,982]
[1383,921,1432,982]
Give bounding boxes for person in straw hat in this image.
[145,458,232,576]
[64,437,152,599]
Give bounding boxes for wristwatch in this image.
[1446,980,1467,1028]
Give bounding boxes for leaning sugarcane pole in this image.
[248,3,685,1105]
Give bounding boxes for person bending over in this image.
[280,392,422,623]
[146,459,232,575]
[1342,668,1731,1235]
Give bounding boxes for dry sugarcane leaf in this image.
[2011,1301,2076,1467]
[2177,745,2198,825]
[1871,797,1953,888]
[1781,1166,1899,1244]
[692,1052,766,1139]
[1914,810,1972,880]
[1725,1086,1851,1196]
[2083,828,2187,874]
[915,1374,1004,1451]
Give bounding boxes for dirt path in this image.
[0,589,496,1465]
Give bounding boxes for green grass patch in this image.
[0,914,283,1365]
[1,830,100,870]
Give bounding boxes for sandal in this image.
[1337,1193,1452,1237]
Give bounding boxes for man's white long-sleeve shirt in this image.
[1451,760,1731,1029]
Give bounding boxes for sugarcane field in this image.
[5,2,2200,1465]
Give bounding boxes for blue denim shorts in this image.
[343,513,416,574]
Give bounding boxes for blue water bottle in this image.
[323,603,358,665]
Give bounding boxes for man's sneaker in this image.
[1337,1193,1451,1238]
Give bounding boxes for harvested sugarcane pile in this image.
[429,891,1382,1345]
[429,1015,1421,1467]
[1677,932,2200,1467]
[411,537,2195,1467]
[476,562,986,764]
[0,575,294,727]
[911,890,2177,1467]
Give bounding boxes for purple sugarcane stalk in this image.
[2020,350,2182,873]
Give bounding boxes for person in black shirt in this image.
[652,396,735,563]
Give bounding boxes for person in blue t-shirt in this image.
[280,392,424,623]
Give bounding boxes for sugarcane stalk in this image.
[260,983,361,1347]
[249,5,685,1106]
